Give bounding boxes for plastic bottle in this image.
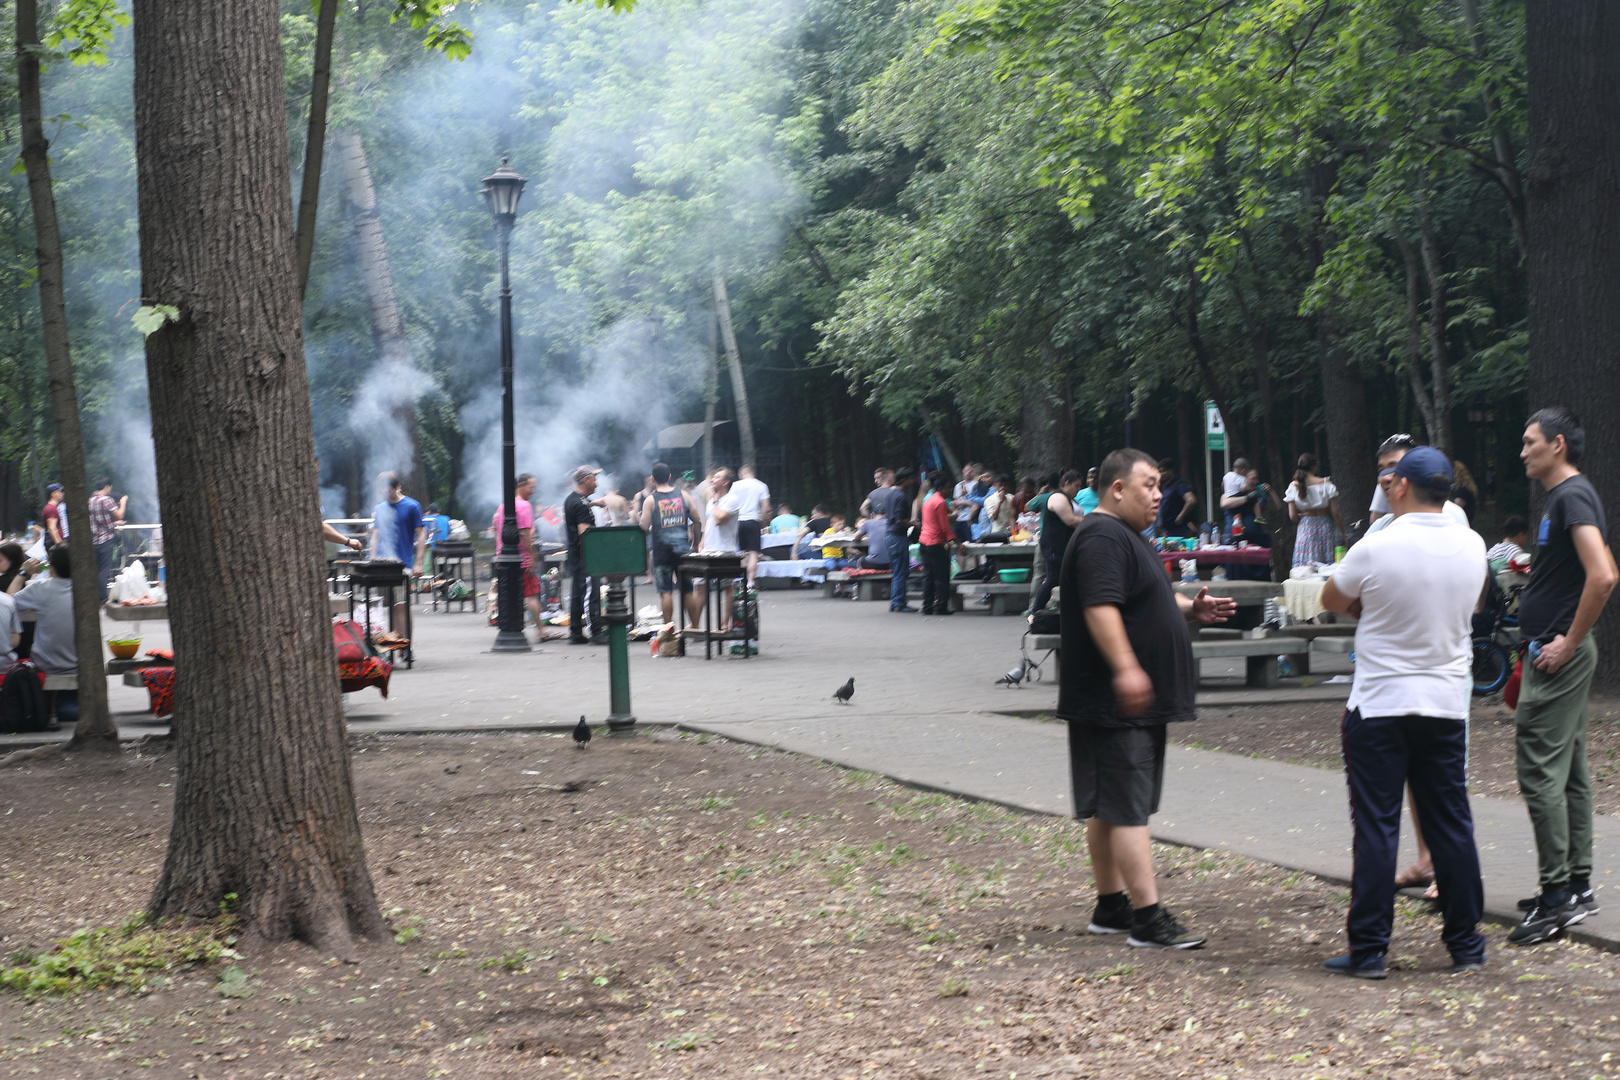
[1277,655,1295,678]
[1198,525,1211,548]
[1180,559,1197,583]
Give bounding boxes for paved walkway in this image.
[13,587,1617,949]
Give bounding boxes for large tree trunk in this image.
[1525,0,1620,691]
[133,0,386,951]
[711,267,756,469]
[294,0,338,297]
[337,130,425,500]
[16,0,115,752]
[1017,349,1073,475]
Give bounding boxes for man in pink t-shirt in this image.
[492,473,541,634]
[919,469,957,615]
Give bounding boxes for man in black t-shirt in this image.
[564,465,606,645]
[1059,448,1235,950]
[1154,460,1198,538]
[1508,408,1619,945]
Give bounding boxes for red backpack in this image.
[332,620,376,663]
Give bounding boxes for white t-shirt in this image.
[1331,512,1486,720]
[0,591,18,664]
[703,492,742,553]
[1222,471,1246,499]
[1366,492,1468,534]
[1285,478,1337,510]
[953,480,976,522]
[730,477,769,522]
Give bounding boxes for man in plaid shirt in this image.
[89,477,127,603]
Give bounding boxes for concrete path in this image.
[10,587,1616,950]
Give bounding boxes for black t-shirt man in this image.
[1520,473,1608,640]
[1155,477,1196,537]
[563,491,594,554]
[1058,511,1196,727]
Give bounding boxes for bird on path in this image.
[572,715,592,748]
[996,659,1028,687]
[833,678,855,705]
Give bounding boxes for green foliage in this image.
[130,304,179,338]
[0,912,239,998]
[44,0,129,67]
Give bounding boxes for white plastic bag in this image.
[110,563,149,604]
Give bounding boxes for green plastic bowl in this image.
[998,568,1031,584]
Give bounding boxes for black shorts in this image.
[1068,723,1166,826]
[738,519,763,552]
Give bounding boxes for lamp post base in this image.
[491,629,532,653]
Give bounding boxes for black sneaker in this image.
[1507,896,1587,946]
[1087,897,1132,935]
[1518,888,1599,916]
[1322,951,1388,979]
[1127,907,1206,950]
[1450,955,1488,974]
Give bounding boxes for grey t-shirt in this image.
[14,575,75,674]
[0,591,18,664]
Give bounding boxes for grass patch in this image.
[0,912,238,997]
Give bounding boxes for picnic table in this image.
[1157,546,1272,568]
[959,541,1038,567]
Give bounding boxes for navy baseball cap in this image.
[45,483,62,494]
[1392,446,1454,492]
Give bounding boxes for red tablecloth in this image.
[137,657,391,719]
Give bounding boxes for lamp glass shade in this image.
[481,159,527,218]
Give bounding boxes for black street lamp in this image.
[482,157,531,653]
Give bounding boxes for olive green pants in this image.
[1515,633,1598,891]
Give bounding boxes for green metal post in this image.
[604,574,635,732]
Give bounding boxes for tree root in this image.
[0,742,64,768]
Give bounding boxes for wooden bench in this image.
[955,581,1032,615]
[1191,637,1310,688]
[822,571,890,601]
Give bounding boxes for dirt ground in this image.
[1184,693,1620,815]
[3,731,1620,1079]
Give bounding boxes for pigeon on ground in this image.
[833,678,855,705]
[996,659,1028,687]
[572,715,592,748]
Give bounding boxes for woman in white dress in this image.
[1284,453,1344,566]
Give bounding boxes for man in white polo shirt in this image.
[1318,447,1488,979]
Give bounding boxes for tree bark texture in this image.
[294,0,338,298]
[1017,350,1073,475]
[711,267,756,469]
[1525,0,1620,691]
[337,130,425,500]
[16,0,116,751]
[133,0,386,950]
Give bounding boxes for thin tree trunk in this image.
[1525,0,1620,692]
[133,0,386,951]
[1391,221,1440,441]
[16,0,115,752]
[1304,164,1374,539]
[294,0,338,298]
[702,305,719,476]
[1415,185,1453,455]
[337,130,425,499]
[711,266,756,469]
[1459,0,1529,259]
